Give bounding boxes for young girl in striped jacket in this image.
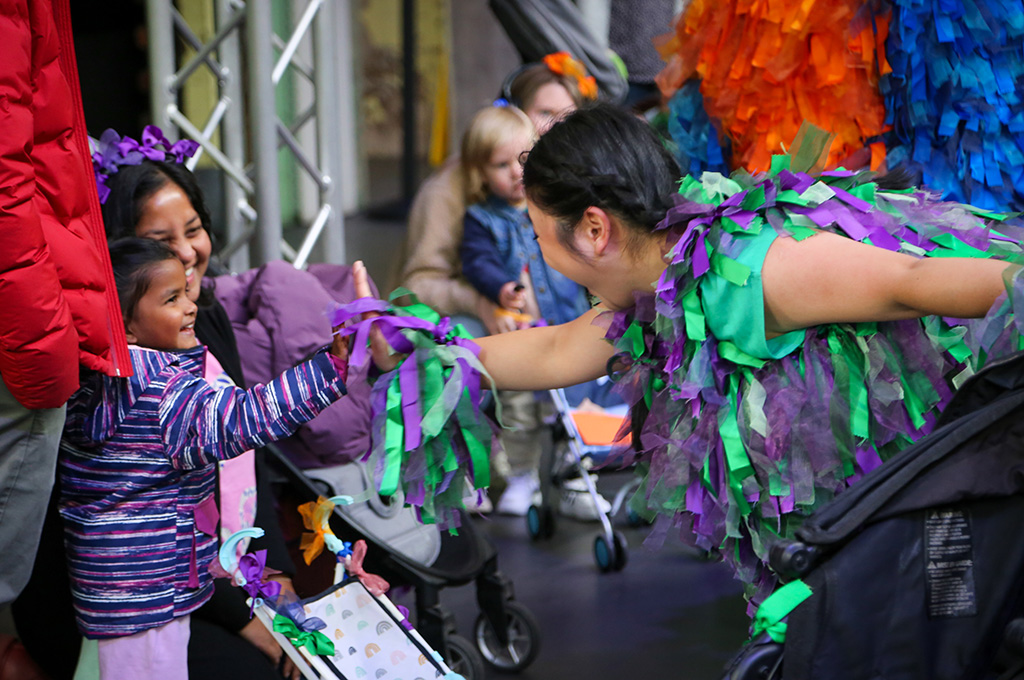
[59,238,351,680]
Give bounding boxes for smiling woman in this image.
[102,161,213,304]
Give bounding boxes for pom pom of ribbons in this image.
[330,292,498,531]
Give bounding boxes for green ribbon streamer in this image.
[740,185,766,211]
[827,333,870,441]
[388,287,442,324]
[710,253,752,287]
[719,376,753,516]
[930,232,990,258]
[751,580,814,643]
[770,154,791,175]
[462,419,491,489]
[418,356,446,437]
[682,288,706,342]
[718,341,766,369]
[776,189,811,207]
[622,321,646,360]
[381,378,404,496]
[848,182,876,205]
[788,122,834,174]
[800,181,837,205]
[273,615,336,657]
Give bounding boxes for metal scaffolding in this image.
[146,0,352,271]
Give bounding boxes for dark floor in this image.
[385,471,751,680]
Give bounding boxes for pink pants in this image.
[97,615,190,680]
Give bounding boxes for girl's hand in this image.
[352,260,404,372]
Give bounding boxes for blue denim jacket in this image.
[461,196,589,325]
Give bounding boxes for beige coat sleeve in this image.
[399,157,484,316]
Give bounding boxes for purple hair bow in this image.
[90,125,199,204]
[238,550,282,615]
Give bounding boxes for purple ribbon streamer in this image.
[399,356,422,451]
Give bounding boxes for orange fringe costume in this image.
[656,0,892,172]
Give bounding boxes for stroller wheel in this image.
[474,601,541,672]
[526,504,555,540]
[444,634,486,680]
[594,531,628,572]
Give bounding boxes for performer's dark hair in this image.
[523,103,680,255]
[872,166,918,191]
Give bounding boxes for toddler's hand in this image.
[498,281,526,311]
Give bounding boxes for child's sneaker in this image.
[558,474,612,521]
[495,473,540,516]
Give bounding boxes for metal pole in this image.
[246,0,282,266]
[216,0,250,271]
[315,0,345,263]
[146,0,176,134]
[401,0,416,203]
[335,0,360,214]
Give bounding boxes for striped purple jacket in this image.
[59,345,346,639]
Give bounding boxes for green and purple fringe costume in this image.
[603,156,1024,607]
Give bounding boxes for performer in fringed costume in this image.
[334,104,1024,613]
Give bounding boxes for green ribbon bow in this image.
[751,580,813,643]
[273,614,336,657]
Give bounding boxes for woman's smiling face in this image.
[135,182,211,302]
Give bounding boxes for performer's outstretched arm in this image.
[762,231,1013,336]
[352,261,613,391]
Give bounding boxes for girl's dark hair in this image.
[100,160,212,242]
[108,237,179,324]
[523,103,680,254]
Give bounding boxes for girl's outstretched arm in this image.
[352,261,613,390]
[762,231,1014,335]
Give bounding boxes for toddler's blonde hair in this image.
[460,105,536,205]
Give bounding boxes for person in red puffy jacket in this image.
[0,0,128,606]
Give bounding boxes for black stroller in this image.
[725,351,1024,680]
[267,445,541,680]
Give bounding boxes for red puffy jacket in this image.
[0,0,130,408]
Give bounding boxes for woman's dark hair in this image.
[108,237,180,324]
[523,103,680,255]
[100,160,212,242]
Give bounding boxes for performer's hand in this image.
[352,260,404,372]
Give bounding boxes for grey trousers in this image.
[0,376,65,607]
